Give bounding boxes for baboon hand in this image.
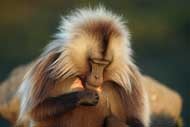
[78,90,99,106]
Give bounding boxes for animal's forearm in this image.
[31,92,80,121]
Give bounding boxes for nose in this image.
[87,74,103,88]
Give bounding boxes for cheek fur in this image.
[72,56,90,75]
[68,39,91,75]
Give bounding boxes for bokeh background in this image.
[0,0,189,127]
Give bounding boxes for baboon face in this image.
[68,21,125,90]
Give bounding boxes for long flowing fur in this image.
[17,7,150,127]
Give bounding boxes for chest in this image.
[59,105,109,127]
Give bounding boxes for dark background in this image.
[0,0,189,127]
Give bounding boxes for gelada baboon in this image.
[18,7,150,127]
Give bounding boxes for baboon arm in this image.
[30,92,80,121]
[30,90,98,121]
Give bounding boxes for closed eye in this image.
[91,58,110,65]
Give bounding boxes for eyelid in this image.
[91,59,110,65]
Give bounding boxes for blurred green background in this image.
[0,0,189,127]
